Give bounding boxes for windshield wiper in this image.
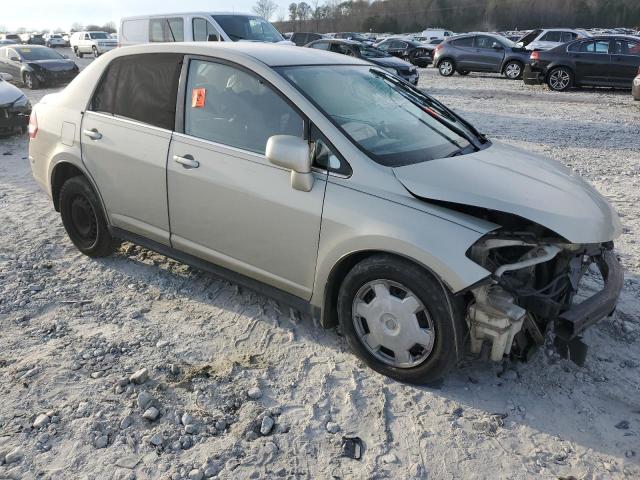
[227,33,246,40]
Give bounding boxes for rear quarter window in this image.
[90,53,183,130]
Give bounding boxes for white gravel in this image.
[0,54,639,479]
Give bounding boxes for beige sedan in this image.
[28,43,622,383]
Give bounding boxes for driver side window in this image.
[184,60,304,154]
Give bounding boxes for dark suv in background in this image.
[433,33,531,79]
[524,36,640,91]
[373,38,433,67]
[291,32,325,47]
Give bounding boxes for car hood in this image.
[28,59,77,71]
[392,141,622,244]
[368,55,412,69]
[0,80,24,105]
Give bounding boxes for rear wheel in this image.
[438,59,455,76]
[92,46,100,58]
[74,47,83,58]
[59,176,119,257]
[337,255,464,384]
[547,67,573,91]
[503,60,523,80]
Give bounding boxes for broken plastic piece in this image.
[341,436,363,460]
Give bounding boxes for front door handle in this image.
[173,154,199,169]
[83,128,102,140]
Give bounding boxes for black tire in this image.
[92,46,100,58]
[23,72,39,90]
[438,58,455,77]
[503,60,524,80]
[546,66,573,92]
[337,254,465,385]
[59,176,118,257]
[74,47,83,58]
[457,70,470,76]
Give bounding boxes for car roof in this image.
[113,42,370,67]
[122,11,257,20]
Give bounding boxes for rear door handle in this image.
[83,128,102,140]
[173,154,199,169]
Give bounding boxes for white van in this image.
[119,12,291,46]
[420,28,454,41]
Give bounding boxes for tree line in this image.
[271,0,640,34]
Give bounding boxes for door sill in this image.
[109,226,320,322]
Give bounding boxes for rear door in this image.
[609,38,640,86]
[448,36,475,69]
[568,40,611,84]
[167,58,327,299]
[81,53,183,245]
[473,35,505,71]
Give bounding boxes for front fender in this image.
[311,181,492,311]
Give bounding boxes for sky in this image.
[2,0,290,31]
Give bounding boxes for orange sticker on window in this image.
[191,88,206,108]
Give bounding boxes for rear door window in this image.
[451,37,473,47]
[90,53,183,130]
[310,41,330,51]
[540,31,561,42]
[475,36,495,49]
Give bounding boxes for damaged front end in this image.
[466,226,623,365]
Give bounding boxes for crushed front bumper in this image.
[523,64,544,85]
[555,250,623,341]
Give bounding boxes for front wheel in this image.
[23,72,39,90]
[503,60,523,80]
[547,67,573,91]
[337,255,464,384]
[59,176,119,257]
[438,59,455,77]
[92,46,100,58]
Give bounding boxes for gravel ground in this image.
[0,52,639,480]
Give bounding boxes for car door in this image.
[80,53,183,245]
[473,36,504,71]
[167,58,327,299]
[609,38,640,86]
[568,40,611,85]
[389,41,407,58]
[4,48,22,78]
[449,36,475,69]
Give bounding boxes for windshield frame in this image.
[277,65,489,167]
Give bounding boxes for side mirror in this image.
[0,72,13,81]
[10,56,20,62]
[266,135,314,192]
[492,43,503,50]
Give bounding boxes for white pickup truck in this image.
[70,31,117,58]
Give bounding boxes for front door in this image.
[473,36,505,72]
[80,53,183,245]
[167,58,326,299]
[609,38,640,87]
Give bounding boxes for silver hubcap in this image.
[440,61,453,75]
[505,63,521,78]
[352,280,435,368]
[549,69,570,90]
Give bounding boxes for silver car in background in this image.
[28,43,622,383]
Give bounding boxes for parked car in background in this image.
[373,38,432,67]
[516,28,591,51]
[0,72,31,135]
[29,42,623,384]
[70,31,117,58]
[306,38,419,84]
[333,32,374,45]
[1,34,21,43]
[291,32,325,46]
[26,34,46,46]
[120,12,292,46]
[524,36,640,91]
[45,34,66,48]
[633,67,640,100]
[420,28,454,40]
[0,45,79,89]
[62,33,71,46]
[0,39,18,46]
[434,33,531,79]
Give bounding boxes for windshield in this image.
[358,45,390,58]
[279,65,485,166]
[15,47,64,61]
[212,15,283,42]
[90,32,109,39]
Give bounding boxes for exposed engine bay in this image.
[464,218,623,365]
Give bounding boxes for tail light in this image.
[530,50,540,61]
[28,111,38,139]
